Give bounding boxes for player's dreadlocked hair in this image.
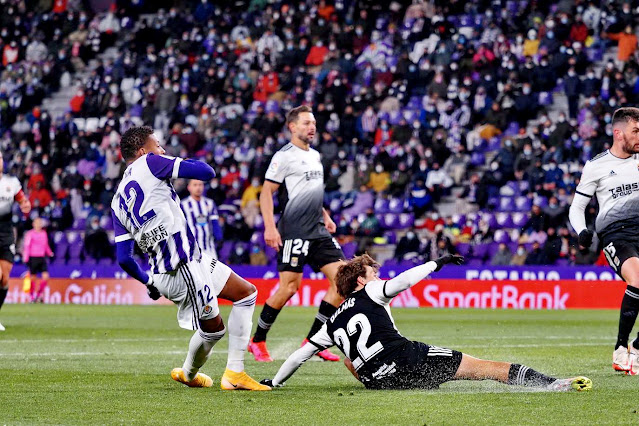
[285,105,312,130]
[612,107,639,127]
[335,254,380,298]
[120,126,154,161]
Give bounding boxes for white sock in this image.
[183,328,225,381]
[226,292,257,373]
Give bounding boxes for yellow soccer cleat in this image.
[220,369,272,391]
[547,376,592,392]
[171,368,213,388]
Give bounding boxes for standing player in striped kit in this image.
[181,180,222,259]
[112,126,269,390]
[0,151,31,330]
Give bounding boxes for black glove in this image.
[260,379,274,387]
[434,254,465,272]
[578,229,594,249]
[147,284,161,301]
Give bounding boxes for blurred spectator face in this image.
[532,205,541,215]
[499,243,506,252]
[33,217,43,230]
[187,180,205,198]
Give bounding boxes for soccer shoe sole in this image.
[613,362,630,372]
[0,322,5,331]
[570,376,592,391]
[220,373,271,391]
[170,368,213,388]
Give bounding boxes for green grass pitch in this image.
[1,305,639,425]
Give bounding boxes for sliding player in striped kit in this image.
[111,126,269,390]
[181,180,222,259]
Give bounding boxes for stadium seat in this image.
[515,196,532,212]
[494,229,511,244]
[73,218,86,230]
[329,198,342,212]
[496,212,514,228]
[342,242,357,259]
[456,243,471,257]
[487,242,501,258]
[219,242,234,262]
[381,214,399,230]
[397,213,413,229]
[499,197,514,212]
[68,242,84,262]
[388,198,405,214]
[383,231,397,244]
[374,198,390,213]
[472,244,489,260]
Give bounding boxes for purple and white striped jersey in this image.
[181,195,219,256]
[111,154,200,274]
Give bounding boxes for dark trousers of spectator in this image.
[567,95,579,119]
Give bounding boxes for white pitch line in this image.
[0,342,610,358]
[0,335,617,344]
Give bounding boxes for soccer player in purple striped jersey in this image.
[111,126,269,391]
[181,180,222,259]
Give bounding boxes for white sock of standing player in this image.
[226,292,258,372]
[183,327,226,381]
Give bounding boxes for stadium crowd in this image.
[2,0,639,268]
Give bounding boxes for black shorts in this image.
[602,239,639,279]
[0,244,15,263]
[277,236,345,273]
[362,342,463,390]
[29,257,48,275]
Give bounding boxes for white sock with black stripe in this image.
[183,328,226,381]
[226,291,258,373]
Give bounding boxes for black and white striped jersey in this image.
[308,281,411,379]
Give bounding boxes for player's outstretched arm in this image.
[146,153,215,181]
[382,255,464,299]
[267,324,334,387]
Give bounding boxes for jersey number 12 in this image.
[120,181,156,228]
[333,314,384,370]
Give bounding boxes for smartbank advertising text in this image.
[6,278,626,309]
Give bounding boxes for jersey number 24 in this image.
[333,314,384,370]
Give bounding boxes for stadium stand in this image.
[2,0,636,267]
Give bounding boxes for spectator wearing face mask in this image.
[490,243,512,266]
[564,67,581,119]
[84,216,113,261]
[511,245,527,265]
[367,163,391,193]
[394,230,421,261]
[229,244,250,265]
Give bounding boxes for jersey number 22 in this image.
[333,314,384,370]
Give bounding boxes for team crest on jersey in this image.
[269,161,279,173]
[203,305,213,315]
[291,256,298,267]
